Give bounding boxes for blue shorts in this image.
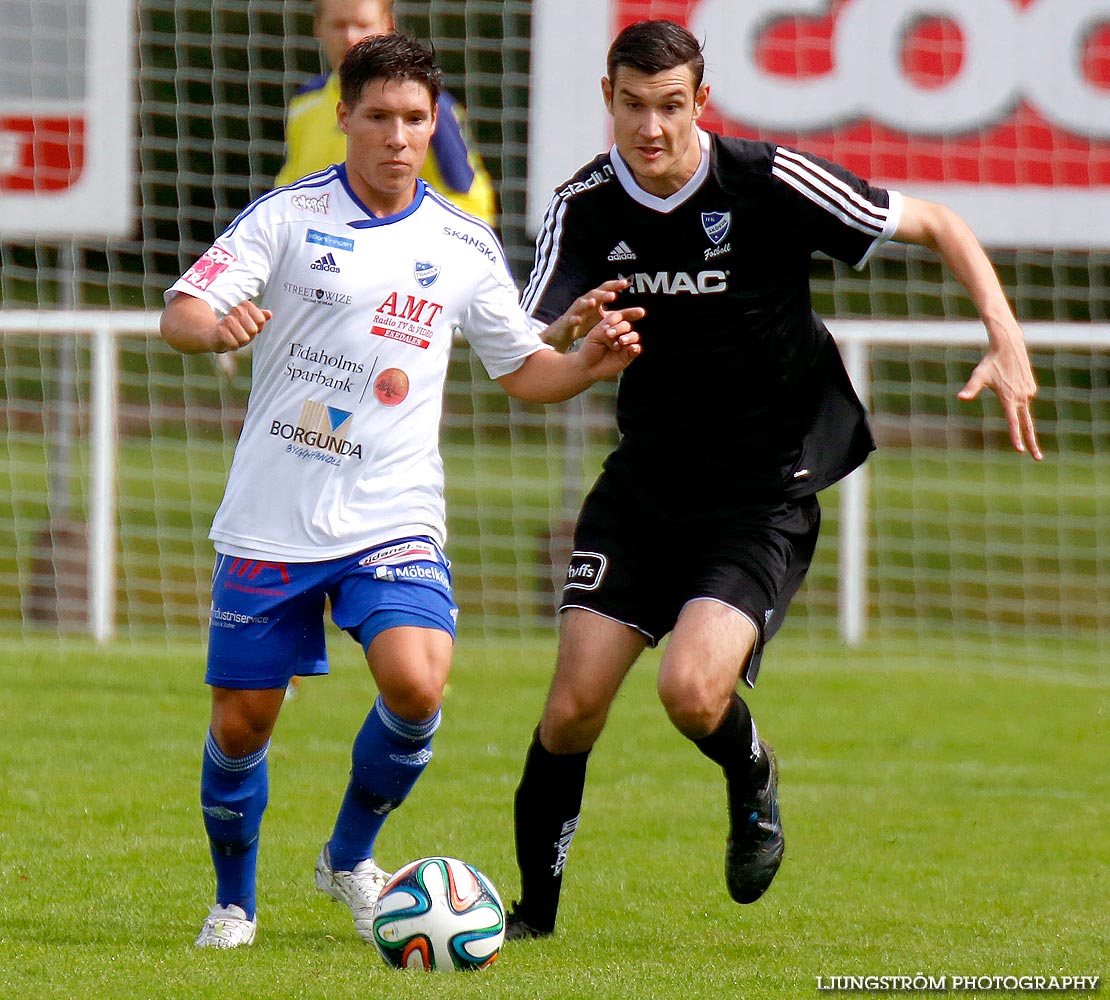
[206,536,458,689]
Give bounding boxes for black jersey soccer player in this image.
[505,19,1042,940]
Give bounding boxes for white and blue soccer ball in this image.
[371,856,505,971]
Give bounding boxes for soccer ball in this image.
[371,856,505,971]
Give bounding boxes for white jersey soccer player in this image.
[167,165,544,562]
[165,32,643,953]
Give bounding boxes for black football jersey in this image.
[523,130,900,507]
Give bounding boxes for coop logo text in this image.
[558,164,614,199]
[691,0,1110,143]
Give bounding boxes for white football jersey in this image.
[166,167,548,561]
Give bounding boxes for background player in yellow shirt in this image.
[275,0,497,226]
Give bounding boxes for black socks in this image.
[692,693,770,833]
[512,730,590,932]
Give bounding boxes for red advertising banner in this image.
[528,0,1110,247]
[0,0,131,238]
[0,117,85,193]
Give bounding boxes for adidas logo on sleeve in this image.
[311,253,341,273]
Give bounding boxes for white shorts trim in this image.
[558,604,658,646]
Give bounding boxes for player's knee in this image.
[377,660,448,721]
[657,671,723,738]
[381,684,443,723]
[540,692,607,753]
[209,689,280,756]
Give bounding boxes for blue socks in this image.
[327,696,441,870]
[199,696,440,914]
[200,730,269,921]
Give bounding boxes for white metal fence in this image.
[2,310,1108,649]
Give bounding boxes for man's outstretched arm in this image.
[894,195,1042,461]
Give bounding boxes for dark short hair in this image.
[338,32,442,108]
[606,19,705,90]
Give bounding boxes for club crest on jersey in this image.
[414,260,440,287]
[701,211,731,246]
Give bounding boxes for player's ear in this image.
[336,100,350,134]
[601,76,614,111]
[693,83,709,121]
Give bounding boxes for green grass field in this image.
[1,634,1104,999]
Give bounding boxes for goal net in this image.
[1,1,1107,677]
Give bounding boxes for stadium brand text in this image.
[559,164,615,198]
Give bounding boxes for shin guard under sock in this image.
[327,696,440,870]
[201,730,269,920]
[513,730,590,931]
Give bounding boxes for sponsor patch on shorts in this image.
[358,539,441,568]
[564,550,607,591]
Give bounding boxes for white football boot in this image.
[194,903,257,948]
[314,843,391,944]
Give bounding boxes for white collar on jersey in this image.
[609,127,712,214]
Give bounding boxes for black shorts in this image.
[559,471,821,687]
